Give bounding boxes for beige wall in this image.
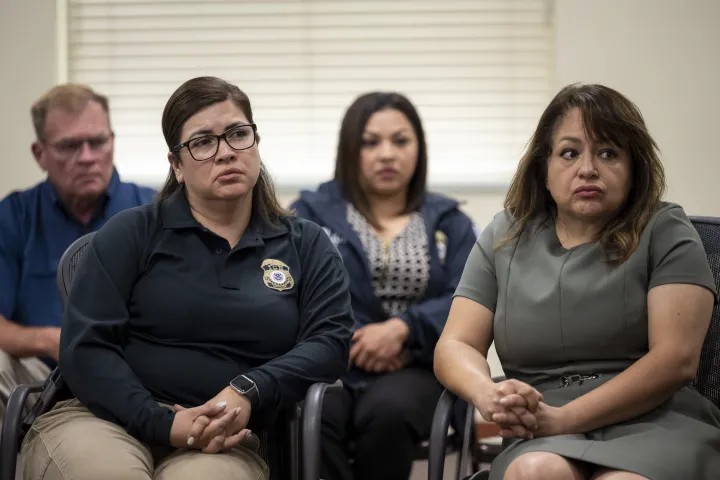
[553,0,720,219]
[0,0,57,196]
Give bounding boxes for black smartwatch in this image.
[230,374,260,409]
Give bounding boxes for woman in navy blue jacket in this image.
[292,92,477,480]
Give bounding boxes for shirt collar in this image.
[161,186,288,239]
[106,168,121,197]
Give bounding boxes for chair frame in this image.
[424,399,478,480]
[428,378,504,480]
[0,232,339,480]
[427,216,720,480]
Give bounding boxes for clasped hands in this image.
[476,379,568,439]
[350,318,411,373]
[169,386,252,453]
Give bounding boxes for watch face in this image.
[232,376,259,407]
[234,376,254,392]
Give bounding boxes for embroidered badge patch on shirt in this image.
[435,230,448,265]
[261,259,295,291]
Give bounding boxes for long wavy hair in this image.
[503,83,666,264]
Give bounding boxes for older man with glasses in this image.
[0,84,156,426]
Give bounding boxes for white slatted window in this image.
[65,0,554,189]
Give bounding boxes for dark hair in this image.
[334,92,427,228]
[503,83,666,264]
[157,76,289,224]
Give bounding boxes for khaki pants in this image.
[0,349,52,430]
[21,399,269,480]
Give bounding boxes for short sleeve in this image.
[648,206,717,300]
[453,215,500,313]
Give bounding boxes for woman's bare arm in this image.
[434,296,497,404]
[560,283,713,433]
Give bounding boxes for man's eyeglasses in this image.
[172,124,257,161]
[49,134,113,157]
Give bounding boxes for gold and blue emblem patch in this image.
[261,259,294,291]
[435,230,448,265]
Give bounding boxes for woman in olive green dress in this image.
[435,84,720,480]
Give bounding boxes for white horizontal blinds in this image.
[67,0,553,189]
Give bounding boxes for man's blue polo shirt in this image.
[0,169,155,333]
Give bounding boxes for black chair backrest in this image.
[56,232,96,305]
[20,233,97,431]
[690,216,720,408]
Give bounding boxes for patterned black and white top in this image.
[347,204,430,318]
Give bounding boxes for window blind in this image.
[66,0,554,190]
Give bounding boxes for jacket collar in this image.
[298,180,460,227]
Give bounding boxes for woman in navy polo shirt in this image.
[20,77,353,480]
[292,92,477,480]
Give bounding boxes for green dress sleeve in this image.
[453,212,508,313]
[648,206,717,300]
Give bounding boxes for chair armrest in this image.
[456,399,476,478]
[429,377,505,480]
[0,382,45,480]
[25,368,64,427]
[302,380,342,480]
[428,389,458,480]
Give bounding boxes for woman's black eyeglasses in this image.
[172,124,257,161]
